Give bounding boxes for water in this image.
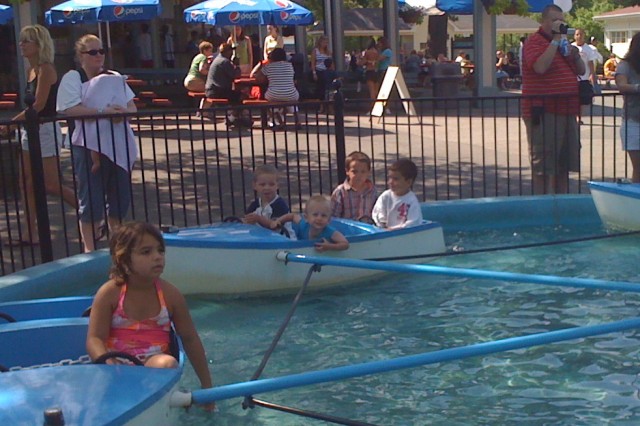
[180,224,640,425]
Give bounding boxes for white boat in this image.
[0,313,185,425]
[589,181,640,230]
[162,218,446,295]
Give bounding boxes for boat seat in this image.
[0,318,89,370]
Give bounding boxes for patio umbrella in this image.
[0,5,13,25]
[183,0,314,26]
[45,0,162,64]
[45,0,161,26]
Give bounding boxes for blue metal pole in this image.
[191,317,640,404]
[278,252,640,293]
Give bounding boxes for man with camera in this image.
[521,4,585,195]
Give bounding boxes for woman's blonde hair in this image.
[20,25,55,65]
[74,34,102,62]
[315,36,329,51]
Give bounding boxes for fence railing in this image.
[0,90,630,274]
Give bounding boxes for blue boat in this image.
[162,218,446,295]
[0,299,185,425]
[589,181,640,230]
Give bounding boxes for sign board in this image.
[371,66,417,117]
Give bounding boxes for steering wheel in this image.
[0,312,16,323]
[358,215,376,225]
[94,351,144,366]
[280,225,291,239]
[223,216,243,223]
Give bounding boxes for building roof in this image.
[451,15,540,35]
[594,5,640,20]
[310,8,413,34]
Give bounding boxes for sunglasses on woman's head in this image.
[82,49,106,56]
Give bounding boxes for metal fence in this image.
[0,90,629,274]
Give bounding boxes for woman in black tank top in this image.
[0,25,77,246]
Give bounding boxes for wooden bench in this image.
[187,91,229,110]
[138,91,158,99]
[0,100,15,110]
[151,98,173,107]
[133,97,147,109]
[1,93,18,101]
[597,74,615,88]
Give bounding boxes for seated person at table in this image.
[274,195,349,252]
[604,54,618,78]
[184,41,214,93]
[244,164,295,238]
[322,58,339,100]
[331,151,378,221]
[253,48,301,128]
[372,159,423,230]
[205,43,243,125]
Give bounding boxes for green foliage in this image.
[399,5,427,25]
[485,0,530,16]
[565,2,617,42]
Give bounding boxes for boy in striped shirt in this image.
[331,151,378,222]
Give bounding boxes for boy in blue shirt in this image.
[244,164,293,237]
[274,195,349,252]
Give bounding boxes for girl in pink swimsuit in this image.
[86,222,214,410]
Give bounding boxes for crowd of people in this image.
[2,10,639,260]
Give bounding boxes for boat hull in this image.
[163,220,446,295]
[589,181,640,230]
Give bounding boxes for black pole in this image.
[333,79,346,183]
[23,94,53,262]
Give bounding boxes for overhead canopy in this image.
[45,0,162,26]
[0,5,12,25]
[184,0,314,26]
[432,0,572,15]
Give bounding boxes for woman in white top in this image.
[57,34,138,252]
[310,36,332,107]
[263,25,283,60]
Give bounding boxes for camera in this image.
[552,22,571,35]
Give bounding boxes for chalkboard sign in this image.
[371,66,417,117]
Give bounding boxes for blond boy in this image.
[275,195,349,252]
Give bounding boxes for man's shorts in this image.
[524,112,580,175]
[620,119,640,151]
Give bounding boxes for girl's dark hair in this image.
[268,47,287,62]
[624,32,640,75]
[367,38,377,50]
[109,222,165,286]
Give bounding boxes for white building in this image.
[593,5,640,58]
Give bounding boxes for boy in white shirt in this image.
[372,159,423,230]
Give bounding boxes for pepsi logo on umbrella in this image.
[113,6,125,17]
